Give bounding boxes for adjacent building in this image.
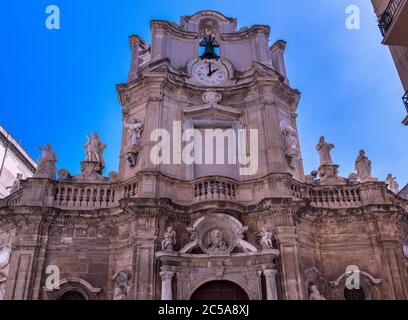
[0,126,36,198]
[371,0,408,125]
[0,11,407,301]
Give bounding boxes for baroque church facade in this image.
[1,10,408,300]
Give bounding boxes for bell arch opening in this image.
[190,280,249,300]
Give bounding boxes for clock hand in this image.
[211,68,219,75]
[207,62,212,77]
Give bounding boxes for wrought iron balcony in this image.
[378,0,404,36]
[403,91,408,113]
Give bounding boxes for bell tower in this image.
[117,10,304,188]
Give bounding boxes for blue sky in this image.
[1,1,407,185]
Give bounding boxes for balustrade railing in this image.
[0,189,23,208]
[54,184,116,208]
[309,187,361,208]
[194,178,237,201]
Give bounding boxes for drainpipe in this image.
[0,132,11,184]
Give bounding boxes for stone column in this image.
[276,226,305,300]
[263,269,278,300]
[160,271,175,300]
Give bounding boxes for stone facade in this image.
[1,10,408,300]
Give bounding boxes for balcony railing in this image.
[378,0,403,36]
[403,91,408,113]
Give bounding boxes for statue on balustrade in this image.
[6,173,23,194]
[355,150,374,182]
[316,136,334,166]
[84,133,106,169]
[35,144,57,180]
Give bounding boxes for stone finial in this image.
[35,144,57,180]
[386,174,399,194]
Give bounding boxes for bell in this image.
[200,35,219,60]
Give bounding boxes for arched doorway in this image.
[191,281,249,300]
[58,290,87,300]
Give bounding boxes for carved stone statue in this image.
[161,226,176,252]
[208,228,228,254]
[84,133,106,168]
[35,144,57,179]
[386,174,399,194]
[124,119,144,167]
[280,121,300,169]
[309,284,326,300]
[355,150,373,182]
[6,173,23,194]
[124,118,144,147]
[316,136,334,166]
[0,288,4,301]
[112,269,131,300]
[259,227,273,250]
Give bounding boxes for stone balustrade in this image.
[54,183,116,209]
[124,181,139,198]
[0,189,23,208]
[308,187,362,208]
[194,178,238,201]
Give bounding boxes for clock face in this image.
[192,60,227,86]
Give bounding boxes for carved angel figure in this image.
[84,133,106,168]
[161,226,176,252]
[259,227,273,250]
[309,285,326,300]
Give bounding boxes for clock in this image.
[192,60,227,86]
